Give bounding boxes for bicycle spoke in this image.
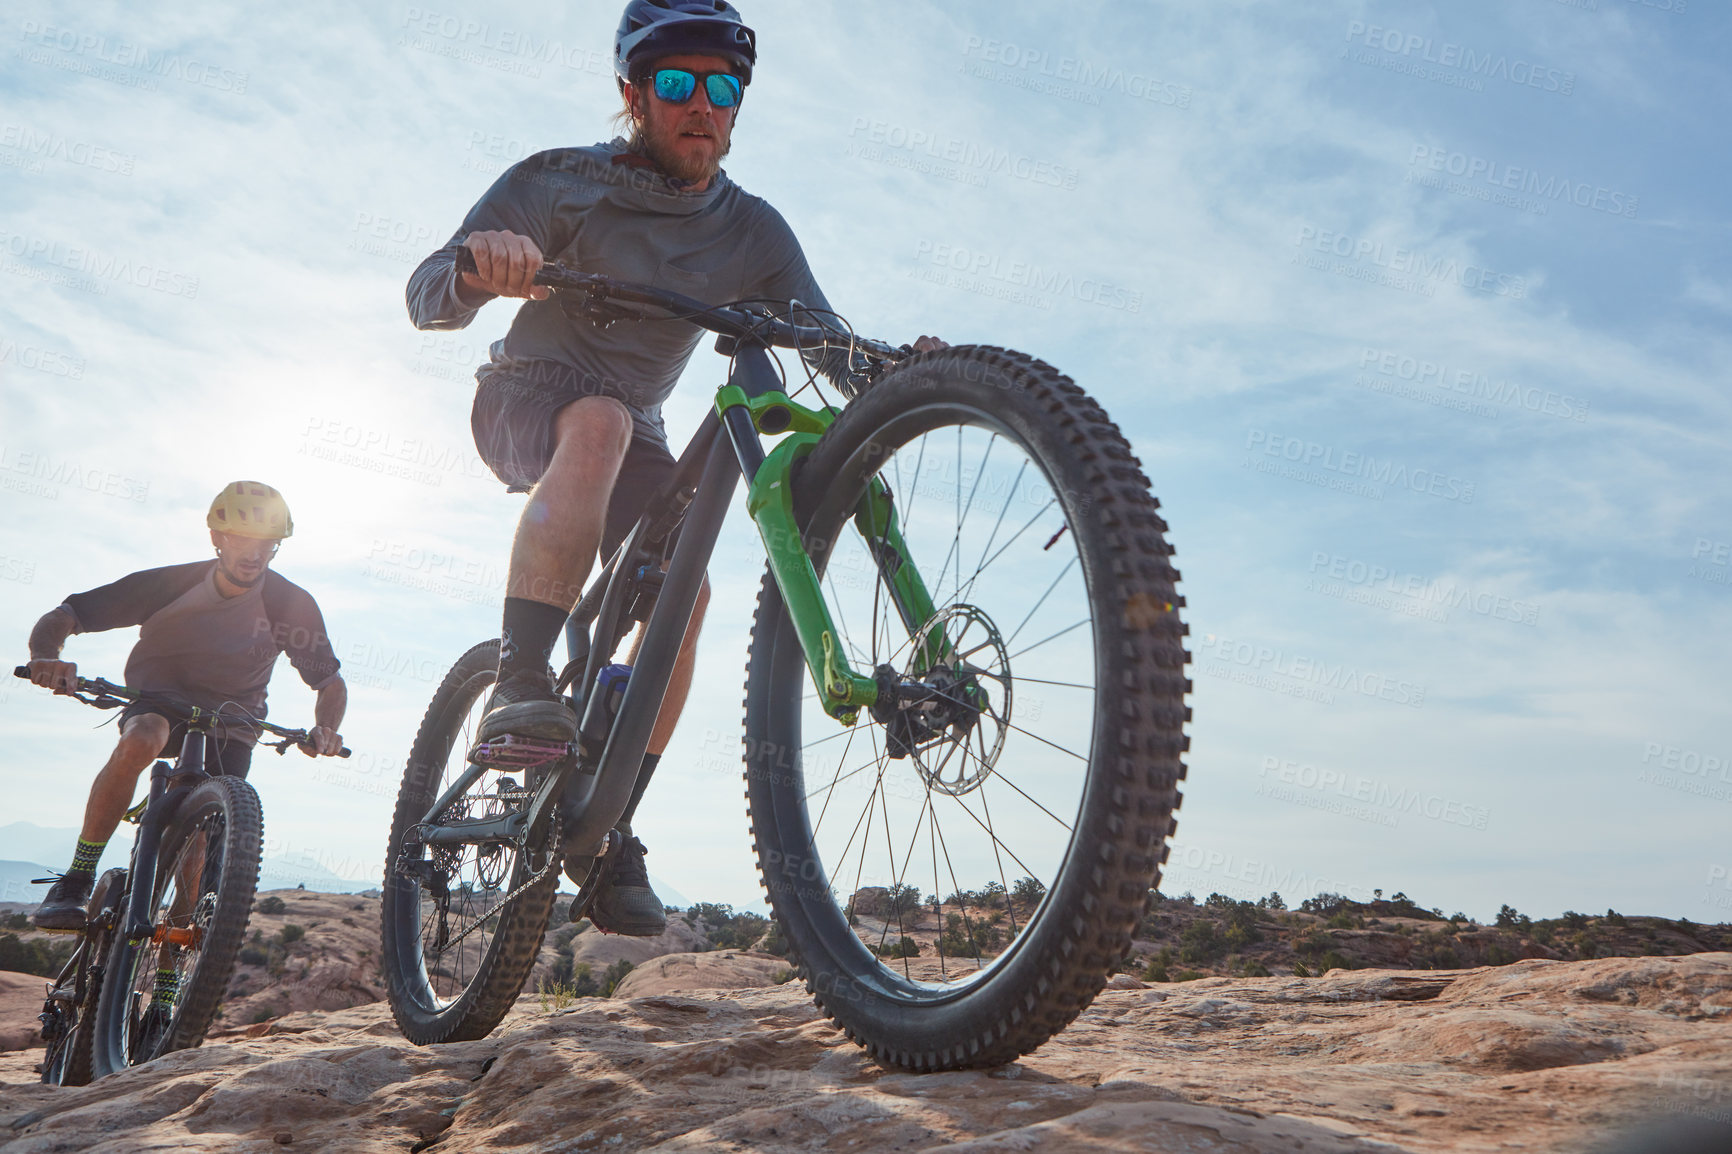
[1004,555,1078,649]
[1008,617,1091,663]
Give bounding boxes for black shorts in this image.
[119,700,255,779]
[471,367,678,560]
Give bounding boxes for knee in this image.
[551,396,634,463]
[115,716,168,764]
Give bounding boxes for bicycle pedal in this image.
[467,734,575,769]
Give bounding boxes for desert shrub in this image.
[256,896,287,915]
[601,959,634,997]
[1317,950,1353,973]
[771,967,794,985]
[1180,919,1223,964]
[1495,904,1524,929]
[1240,959,1271,977]
[279,924,306,946]
[239,945,269,967]
[1562,910,1589,930]
[939,912,1000,956]
[0,933,74,977]
[887,883,923,917]
[1300,893,1348,915]
[1293,960,1311,977]
[1143,946,1173,983]
[4,913,29,930]
[1013,877,1047,906]
[1256,892,1287,911]
[876,935,921,958]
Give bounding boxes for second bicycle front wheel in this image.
[743,345,1190,1071]
[91,776,262,1076]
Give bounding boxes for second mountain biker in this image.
[405,0,945,934]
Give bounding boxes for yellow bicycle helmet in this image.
[206,481,293,539]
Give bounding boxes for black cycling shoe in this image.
[31,873,96,933]
[477,670,576,744]
[587,837,667,937]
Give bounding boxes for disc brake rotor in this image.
[903,604,1011,797]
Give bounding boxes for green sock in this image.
[68,838,106,878]
[153,968,179,1006]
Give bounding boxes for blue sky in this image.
[1,0,1727,922]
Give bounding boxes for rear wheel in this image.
[92,777,262,1076]
[743,346,1189,1070]
[381,640,561,1045]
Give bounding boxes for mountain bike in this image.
[380,252,1189,1070]
[14,667,348,1082]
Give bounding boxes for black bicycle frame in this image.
[121,730,212,942]
[418,337,784,863]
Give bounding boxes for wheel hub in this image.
[870,604,1010,796]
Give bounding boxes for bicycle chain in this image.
[433,812,562,955]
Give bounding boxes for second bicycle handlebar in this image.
[13,666,350,758]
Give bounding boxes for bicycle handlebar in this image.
[453,247,908,366]
[13,666,350,758]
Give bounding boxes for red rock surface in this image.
[0,953,1725,1151]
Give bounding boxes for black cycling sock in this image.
[498,597,569,684]
[617,752,661,837]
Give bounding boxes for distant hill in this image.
[0,860,53,906]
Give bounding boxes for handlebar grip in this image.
[13,666,29,679]
[454,246,478,275]
[338,747,351,758]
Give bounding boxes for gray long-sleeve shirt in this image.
[407,139,848,450]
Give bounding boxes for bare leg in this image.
[631,576,710,756]
[507,397,634,612]
[79,713,171,846]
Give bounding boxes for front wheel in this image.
[743,345,1190,1070]
[91,776,262,1076]
[380,640,560,1045]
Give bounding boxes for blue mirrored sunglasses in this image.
[652,68,743,108]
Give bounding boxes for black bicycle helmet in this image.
[614,0,757,85]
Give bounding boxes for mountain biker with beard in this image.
[24,482,348,935]
[405,0,944,937]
